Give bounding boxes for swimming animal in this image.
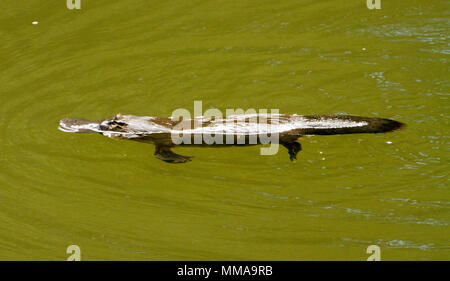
[58,113,404,163]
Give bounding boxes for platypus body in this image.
[59,114,404,163]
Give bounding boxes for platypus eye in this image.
[99,121,110,131]
[108,121,127,130]
[99,119,126,131]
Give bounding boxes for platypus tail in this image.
[300,115,405,135]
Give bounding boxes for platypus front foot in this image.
[282,141,302,162]
[154,145,192,164]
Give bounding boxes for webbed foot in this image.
[282,141,302,162]
[154,145,192,164]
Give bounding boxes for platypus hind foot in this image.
[154,145,192,164]
[282,141,302,162]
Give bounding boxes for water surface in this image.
[0,0,448,260]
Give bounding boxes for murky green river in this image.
[0,0,448,260]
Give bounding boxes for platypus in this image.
[58,113,404,163]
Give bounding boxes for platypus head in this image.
[59,114,126,134]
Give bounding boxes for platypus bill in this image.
[58,113,404,164]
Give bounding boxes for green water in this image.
[0,0,448,260]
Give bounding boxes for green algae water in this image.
[0,0,448,260]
